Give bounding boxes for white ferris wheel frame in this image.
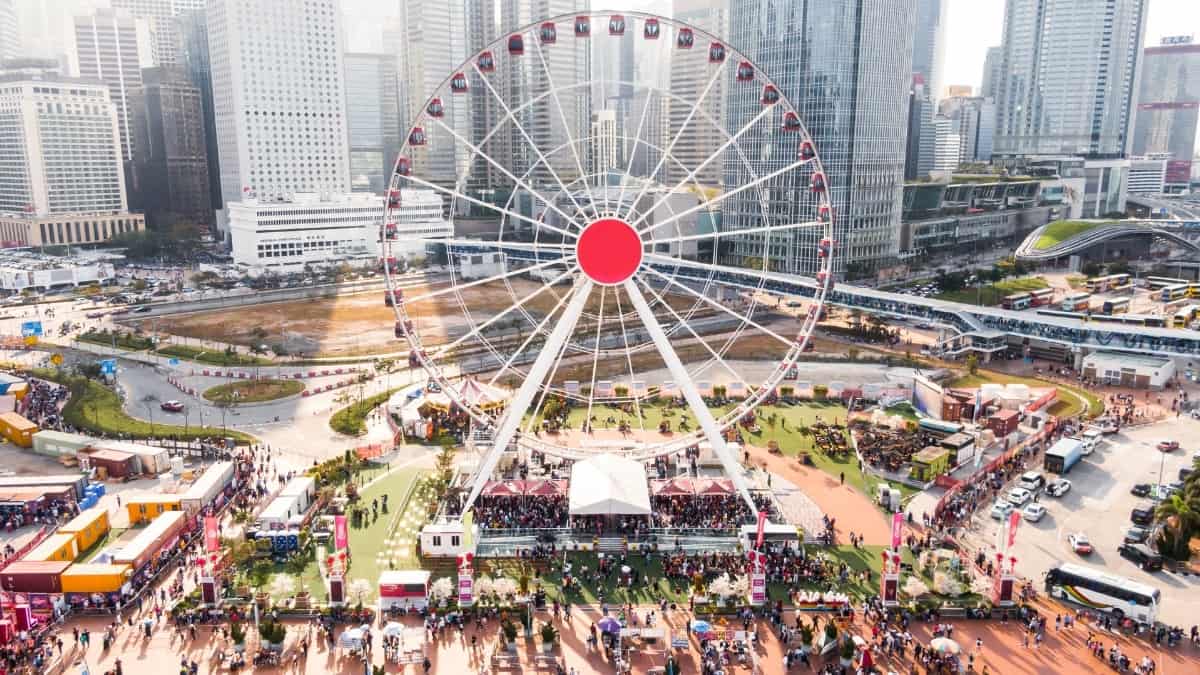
[382,10,837,516]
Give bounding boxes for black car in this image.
[1130,484,1152,498]
[1117,543,1163,571]
[1124,526,1150,544]
[1130,505,1155,526]
[133,305,151,313]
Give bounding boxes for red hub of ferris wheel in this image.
[576,218,643,285]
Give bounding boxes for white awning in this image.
[568,454,650,516]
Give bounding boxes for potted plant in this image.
[839,638,856,667]
[501,619,519,654]
[798,624,814,649]
[818,623,838,655]
[539,623,559,654]
[230,621,246,653]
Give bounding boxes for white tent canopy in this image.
[568,454,651,516]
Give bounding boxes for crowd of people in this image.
[18,378,68,428]
[470,495,568,530]
[650,493,772,531]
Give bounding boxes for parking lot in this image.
[966,417,1200,627]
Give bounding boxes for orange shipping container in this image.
[0,411,37,448]
[23,533,78,563]
[60,563,132,594]
[59,507,111,554]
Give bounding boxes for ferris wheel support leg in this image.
[622,279,760,516]
[458,277,595,519]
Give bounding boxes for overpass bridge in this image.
[451,244,1200,362]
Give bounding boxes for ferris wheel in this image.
[383,11,836,515]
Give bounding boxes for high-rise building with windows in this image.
[72,9,144,168]
[931,114,961,173]
[138,66,213,226]
[939,96,996,163]
[206,0,350,218]
[177,8,222,212]
[911,0,945,105]
[345,52,401,194]
[0,0,18,61]
[905,75,936,180]
[111,0,205,67]
[1132,37,1200,187]
[667,0,727,187]
[589,109,618,176]
[993,0,1147,158]
[980,46,1002,101]
[725,0,915,277]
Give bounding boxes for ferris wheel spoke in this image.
[583,286,606,426]
[530,37,598,221]
[430,118,584,232]
[637,156,811,238]
[399,172,571,238]
[631,105,774,229]
[611,287,645,433]
[404,257,568,306]
[640,261,794,348]
[485,274,577,388]
[440,237,572,254]
[612,88,655,218]
[648,221,822,247]
[462,278,595,515]
[634,276,751,392]
[624,58,729,222]
[471,63,595,226]
[622,279,757,513]
[434,264,579,359]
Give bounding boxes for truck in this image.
[1044,438,1084,474]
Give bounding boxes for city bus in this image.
[1044,563,1160,624]
[1145,276,1187,289]
[1173,304,1200,328]
[1159,284,1190,302]
[1061,292,1091,312]
[1101,297,1130,314]
[1086,274,1131,293]
[1029,288,1056,307]
[1001,292,1032,311]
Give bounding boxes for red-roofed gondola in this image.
[609,15,625,36]
[708,42,726,63]
[815,271,830,287]
[782,111,801,132]
[539,22,557,44]
[817,204,832,222]
[799,140,816,160]
[426,98,444,118]
[677,27,694,49]
[574,16,590,37]
[409,127,427,146]
[760,84,779,105]
[384,289,402,307]
[644,17,660,39]
[817,238,835,258]
[388,189,401,208]
[394,320,413,339]
[810,172,827,193]
[507,34,524,56]
[478,51,497,71]
[449,72,468,93]
[395,156,411,176]
[385,222,398,240]
[736,61,755,82]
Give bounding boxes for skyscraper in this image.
[1133,36,1200,187]
[903,0,944,181]
[993,0,1147,158]
[931,115,961,172]
[177,8,222,212]
[0,0,18,61]
[206,0,350,210]
[725,0,915,277]
[345,52,401,194]
[111,0,205,67]
[980,46,1002,101]
[911,0,945,103]
[589,109,618,176]
[72,9,144,167]
[940,96,996,163]
[667,0,727,187]
[138,66,213,226]
[905,76,936,180]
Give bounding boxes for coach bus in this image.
[1061,292,1091,312]
[1045,563,1160,624]
[1174,304,1200,329]
[1101,297,1130,315]
[1145,276,1187,289]
[1159,283,1190,302]
[1001,292,1032,311]
[1086,274,1131,293]
[1029,288,1056,307]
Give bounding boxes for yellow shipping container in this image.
[59,507,111,554]
[0,411,37,448]
[60,563,132,594]
[23,532,78,562]
[125,496,181,525]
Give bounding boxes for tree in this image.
[1106,261,1131,275]
[965,354,979,376]
[1081,262,1104,277]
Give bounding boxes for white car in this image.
[1067,532,1093,555]
[990,500,1015,520]
[1006,487,1033,506]
[1022,503,1047,522]
[1046,479,1071,497]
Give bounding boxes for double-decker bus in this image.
[1061,292,1091,312]
[1086,274,1131,293]
[1044,563,1160,624]
[1001,292,1032,311]
[1145,276,1187,289]
[1101,297,1130,314]
[1173,304,1200,329]
[1159,284,1190,302]
[1029,288,1056,307]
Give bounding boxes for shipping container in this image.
[79,448,139,479]
[0,560,72,593]
[0,473,89,499]
[256,494,302,530]
[278,476,316,513]
[179,461,234,514]
[23,533,78,562]
[60,563,132,594]
[113,510,185,570]
[0,411,38,448]
[59,506,111,554]
[125,495,181,525]
[31,430,93,458]
[94,441,171,475]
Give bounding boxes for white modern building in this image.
[0,251,116,291]
[206,0,350,231]
[667,0,728,187]
[71,9,144,166]
[110,0,205,68]
[0,0,18,61]
[1082,352,1174,389]
[228,191,448,270]
[931,115,961,173]
[1127,157,1168,195]
[590,110,619,177]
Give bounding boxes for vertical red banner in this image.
[204,516,219,553]
[754,510,767,549]
[334,514,349,550]
[891,512,903,550]
[1006,509,1020,549]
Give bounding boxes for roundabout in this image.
[202,378,306,404]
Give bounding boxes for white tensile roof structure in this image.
[568,454,651,516]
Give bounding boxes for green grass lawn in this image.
[935,276,1049,306]
[203,379,304,403]
[948,370,1103,419]
[885,402,921,422]
[156,344,272,367]
[78,528,126,562]
[329,388,400,436]
[77,331,154,351]
[1034,220,1113,250]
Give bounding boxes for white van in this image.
[1080,429,1104,455]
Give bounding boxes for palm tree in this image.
[1155,493,1200,538]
